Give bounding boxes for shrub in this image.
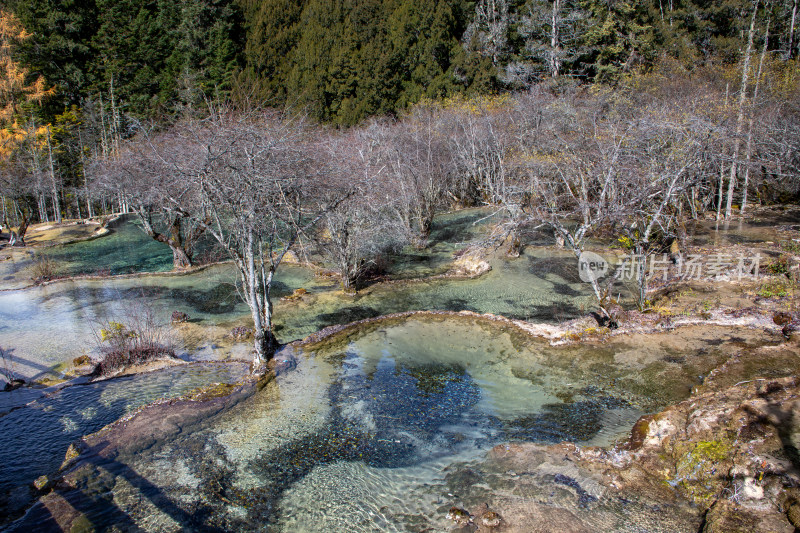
[758,279,792,299]
[94,305,175,375]
[171,311,190,323]
[765,256,789,276]
[780,240,800,254]
[31,254,60,284]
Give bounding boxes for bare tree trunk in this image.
[109,75,121,157]
[46,126,62,224]
[788,0,798,59]
[725,0,759,219]
[5,209,30,246]
[742,14,770,214]
[688,189,698,219]
[550,0,562,77]
[99,92,109,159]
[37,194,47,223]
[79,130,94,218]
[136,209,194,269]
[243,227,277,368]
[245,229,267,367]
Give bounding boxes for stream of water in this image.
[0,362,249,522]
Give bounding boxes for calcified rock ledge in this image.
[467,372,800,532]
[14,259,233,291]
[434,327,800,533]
[296,306,782,350]
[15,309,800,532]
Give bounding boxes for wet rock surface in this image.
[450,247,492,277]
[444,338,800,532]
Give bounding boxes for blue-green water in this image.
[0,362,248,522]
[43,219,175,276]
[6,317,773,532]
[32,209,499,279]
[2,208,789,531]
[4,318,643,532]
[0,248,593,383]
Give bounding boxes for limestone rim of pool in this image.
[9,311,788,532]
[0,256,235,292]
[0,215,122,250]
[0,359,252,419]
[4,300,784,443]
[32,306,782,472]
[4,207,797,530]
[0,234,496,292]
[11,307,794,533]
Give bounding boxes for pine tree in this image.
[6,0,96,112]
[581,0,656,82]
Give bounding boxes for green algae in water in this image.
[14,319,769,532]
[40,217,228,276]
[43,219,175,276]
[1,246,591,381]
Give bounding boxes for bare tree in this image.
[384,103,455,248]
[741,12,771,214]
[612,110,705,309]
[725,0,760,219]
[446,95,522,253]
[513,0,588,82]
[93,133,208,269]
[463,0,512,67]
[316,124,404,292]
[152,105,347,368]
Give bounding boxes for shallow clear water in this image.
[1,318,780,532]
[689,207,800,246]
[274,247,593,343]
[18,317,667,532]
[384,208,500,279]
[0,263,326,380]
[3,209,496,286]
[0,247,592,383]
[0,208,790,531]
[0,362,248,521]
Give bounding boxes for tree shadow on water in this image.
[0,373,229,531]
[6,452,225,533]
[174,359,485,530]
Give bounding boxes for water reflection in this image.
[12,318,648,532]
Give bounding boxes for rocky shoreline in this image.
[453,356,800,532]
